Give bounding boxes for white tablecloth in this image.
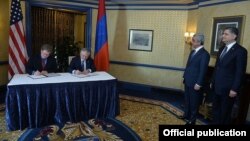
[8,71,116,86]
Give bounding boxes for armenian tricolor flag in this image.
[94,0,109,71]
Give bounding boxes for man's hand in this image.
[34,71,41,76]
[194,84,201,91]
[229,90,237,98]
[82,70,89,75]
[75,70,81,75]
[41,71,48,75]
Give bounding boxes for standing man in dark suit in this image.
[26,44,57,75]
[211,27,248,124]
[68,48,96,74]
[182,33,210,125]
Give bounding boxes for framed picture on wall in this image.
[210,16,245,56]
[128,29,153,51]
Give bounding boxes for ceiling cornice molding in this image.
[29,0,247,10]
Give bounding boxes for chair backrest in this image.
[68,56,75,65]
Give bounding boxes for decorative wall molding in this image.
[0,61,8,66]
[110,60,185,71]
[30,0,247,10]
[118,80,184,94]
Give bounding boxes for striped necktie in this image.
[81,60,86,71]
[220,46,228,59]
[42,59,46,69]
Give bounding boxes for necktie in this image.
[81,60,86,71]
[190,50,196,60]
[220,46,228,59]
[42,59,46,69]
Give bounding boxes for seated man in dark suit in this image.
[68,48,96,75]
[26,44,57,75]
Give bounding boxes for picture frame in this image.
[128,29,153,51]
[210,16,245,56]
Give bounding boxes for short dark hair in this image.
[224,27,239,40]
[41,44,53,53]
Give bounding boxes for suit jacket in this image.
[183,48,210,87]
[212,43,248,94]
[26,55,57,75]
[68,56,96,73]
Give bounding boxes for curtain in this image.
[31,7,56,55]
[31,7,75,56]
[56,11,75,45]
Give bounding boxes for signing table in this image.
[5,72,119,131]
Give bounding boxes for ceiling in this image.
[104,0,197,4]
[35,0,212,5]
[30,0,238,10]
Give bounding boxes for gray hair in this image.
[80,48,90,54]
[193,33,205,45]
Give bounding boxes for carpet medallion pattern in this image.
[17,118,137,141]
[0,96,199,141]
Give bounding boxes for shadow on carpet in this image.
[1,118,141,141]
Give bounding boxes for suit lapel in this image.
[188,48,204,64]
[38,56,43,69]
[187,51,193,64]
[78,57,82,68]
[220,43,238,63]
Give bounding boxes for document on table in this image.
[28,75,47,79]
[72,73,98,78]
[28,73,61,79]
[44,73,61,77]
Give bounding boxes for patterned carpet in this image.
[0,95,201,141]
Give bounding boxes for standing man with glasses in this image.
[181,33,210,125]
[26,44,57,75]
[211,27,248,124]
[68,48,96,75]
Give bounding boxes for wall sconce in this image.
[184,32,195,44]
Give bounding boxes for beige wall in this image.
[74,14,86,48]
[92,10,188,89]
[188,1,250,73]
[184,9,198,65]
[0,0,10,85]
[91,1,250,91]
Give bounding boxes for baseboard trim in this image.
[118,81,184,94]
[0,85,7,104]
[0,61,8,66]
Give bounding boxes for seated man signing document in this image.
[26,44,57,75]
[68,48,96,75]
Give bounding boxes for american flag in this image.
[8,0,28,79]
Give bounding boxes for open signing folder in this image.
[28,73,61,79]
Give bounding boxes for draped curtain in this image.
[56,11,75,46]
[31,7,75,56]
